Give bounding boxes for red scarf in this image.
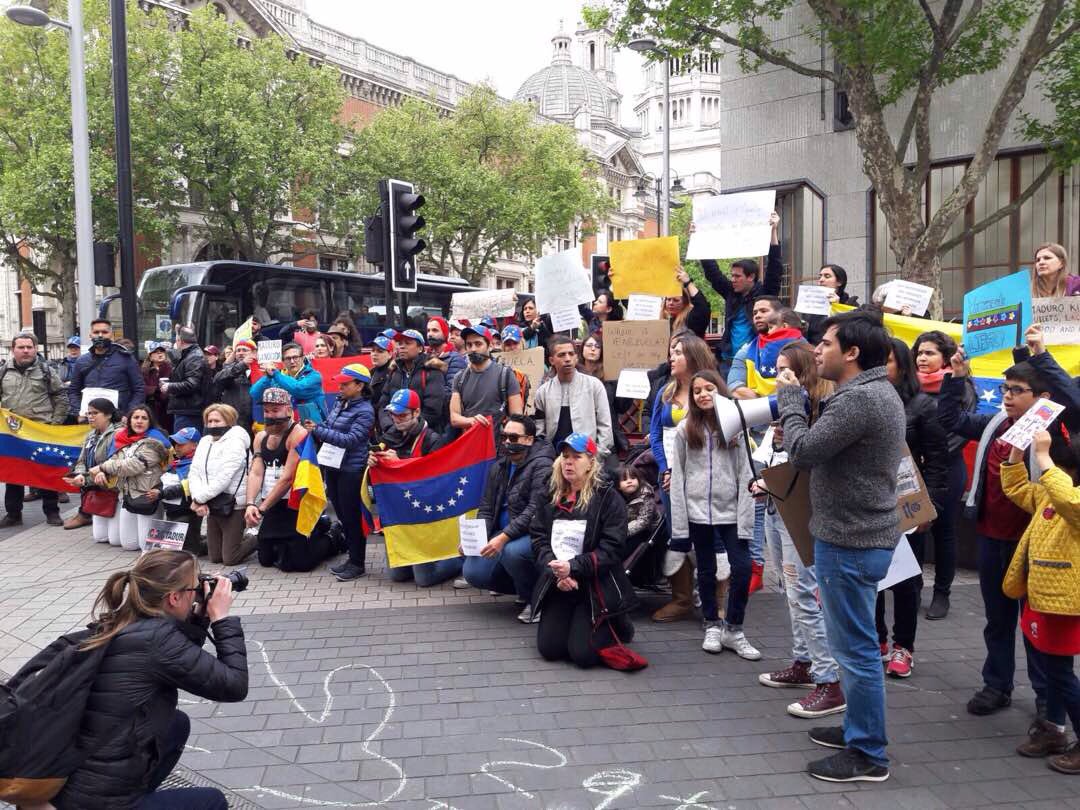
[112,427,144,450]
[756,326,804,350]
[917,368,948,394]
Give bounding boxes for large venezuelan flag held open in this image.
[0,409,90,492]
[366,423,496,568]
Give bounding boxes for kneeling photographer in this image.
[53,550,248,809]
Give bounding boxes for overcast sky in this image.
[304,0,647,127]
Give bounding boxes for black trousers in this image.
[136,711,227,810]
[5,483,58,517]
[876,532,926,651]
[537,588,613,669]
[326,468,366,567]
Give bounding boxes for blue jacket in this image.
[250,360,326,424]
[311,396,374,472]
[649,389,683,473]
[435,350,468,396]
[67,344,145,414]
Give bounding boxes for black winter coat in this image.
[924,375,977,456]
[368,363,391,412]
[211,361,254,427]
[380,417,445,458]
[67,344,145,414]
[701,242,784,359]
[54,616,248,810]
[166,344,209,416]
[530,482,636,620]
[903,391,950,512]
[478,441,556,540]
[375,357,448,435]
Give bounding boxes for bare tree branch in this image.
[694,23,836,81]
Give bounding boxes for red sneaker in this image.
[787,682,846,718]
[886,645,913,678]
[748,560,765,595]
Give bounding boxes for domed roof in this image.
[514,28,612,122]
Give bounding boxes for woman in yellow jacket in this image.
[1002,428,1080,774]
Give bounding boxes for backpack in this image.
[0,629,110,803]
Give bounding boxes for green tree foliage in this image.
[596,0,1078,317]
[346,86,613,286]
[0,0,181,335]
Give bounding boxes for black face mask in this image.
[91,336,111,350]
[504,442,529,455]
[264,416,289,427]
[426,336,444,348]
[467,351,487,365]
[204,425,228,438]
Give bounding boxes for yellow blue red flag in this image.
[0,409,90,492]
[368,423,496,568]
[288,433,326,537]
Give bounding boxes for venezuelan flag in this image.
[0,409,90,492]
[250,355,365,427]
[231,317,253,348]
[288,433,326,537]
[368,423,496,568]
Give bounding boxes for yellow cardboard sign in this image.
[609,237,682,299]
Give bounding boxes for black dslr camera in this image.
[194,570,249,605]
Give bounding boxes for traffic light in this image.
[379,178,425,293]
[93,241,116,286]
[591,254,611,291]
[363,214,384,265]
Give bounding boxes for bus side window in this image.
[204,297,241,349]
[265,274,328,325]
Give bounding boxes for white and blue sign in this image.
[962,269,1032,359]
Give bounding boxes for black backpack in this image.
[0,629,110,803]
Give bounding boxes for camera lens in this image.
[226,570,249,593]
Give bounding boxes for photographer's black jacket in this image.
[54,615,247,810]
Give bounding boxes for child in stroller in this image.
[616,462,665,590]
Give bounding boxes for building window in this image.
[768,184,825,303]
[833,61,854,131]
[496,277,515,290]
[588,42,596,70]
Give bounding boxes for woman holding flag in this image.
[303,363,374,582]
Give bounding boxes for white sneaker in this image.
[517,604,541,624]
[702,622,723,654]
[452,577,471,589]
[721,626,762,660]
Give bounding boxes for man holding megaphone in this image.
[773,310,906,785]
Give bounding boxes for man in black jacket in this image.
[463,414,556,623]
[701,210,783,374]
[375,329,448,436]
[164,326,209,432]
[211,339,256,429]
[67,319,145,417]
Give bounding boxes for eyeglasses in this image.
[501,433,526,442]
[998,384,1033,397]
[282,355,303,363]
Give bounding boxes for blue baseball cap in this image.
[169,427,201,445]
[461,325,494,344]
[385,388,421,414]
[66,335,80,347]
[380,328,397,339]
[558,432,598,456]
[480,316,497,329]
[367,335,393,351]
[395,329,425,345]
[500,325,523,344]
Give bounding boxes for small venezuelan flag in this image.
[288,433,326,537]
[0,409,90,492]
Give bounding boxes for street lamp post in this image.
[110,0,137,348]
[6,2,95,345]
[628,37,671,236]
[635,173,685,234]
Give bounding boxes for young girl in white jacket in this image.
[187,404,254,565]
[669,370,757,657]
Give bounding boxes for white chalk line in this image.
[477,736,568,799]
[658,791,719,810]
[583,768,642,810]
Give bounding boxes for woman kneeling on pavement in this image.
[90,405,169,552]
[187,403,255,566]
[63,397,122,544]
[532,433,635,668]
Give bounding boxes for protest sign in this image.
[686,190,776,260]
[497,346,545,410]
[603,320,670,381]
[79,387,119,417]
[257,339,282,365]
[877,535,922,592]
[458,517,487,557]
[144,519,189,551]
[883,280,934,316]
[626,294,663,321]
[962,269,1032,359]
[615,368,652,400]
[534,248,593,315]
[609,237,681,299]
[794,285,832,316]
[1033,297,1080,345]
[551,520,587,561]
[450,289,518,323]
[763,447,937,568]
[548,307,581,333]
[1000,398,1066,451]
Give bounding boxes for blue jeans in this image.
[462,536,537,600]
[135,711,227,810]
[815,539,893,767]
[750,498,766,566]
[388,557,463,587]
[977,534,1047,699]
[686,523,735,622]
[1034,649,1080,734]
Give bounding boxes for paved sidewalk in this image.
[2,519,1078,809]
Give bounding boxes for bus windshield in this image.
[137,265,206,345]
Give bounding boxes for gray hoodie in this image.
[776,366,905,551]
[669,419,754,541]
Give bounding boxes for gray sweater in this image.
[776,366,905,551]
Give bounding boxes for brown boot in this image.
[652,559,695,622]
[1017,719,1069,758]
[1049,742,1080,774]
[63,513,92,530]
[715,578,730,622]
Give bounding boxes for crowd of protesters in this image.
[1,225,1078,786]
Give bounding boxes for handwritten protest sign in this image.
[962,269,1032,359]
[497,346,545,410]
[534,248,593,315]
[1000,398,1066,451]
[884,280,934,316]
[458,517,487,556]
[609,237,681,299]
[450,289,517,323]
[686,190,776,260]
[548,307,581,333]
[615,369,652,399]
[80,387,119,417]
[144,519,189,551]
[626,294,663,321]
[1033,297,1080,345]
[794,285,832,316]
[257,339,282,365]
[603,320,669,381]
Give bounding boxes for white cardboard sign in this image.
[686,190,776,260]
[316,442,345,469]
[144,518,189,551]
[877,534,922,592]
[79,387,119,417]
[257,340,282,365]
[450,289,518,323]
[1033,297,1080,345]
[548,307,581,333]
[551,519,587,561]
[794,285,833,316]
[458,516,487,556]
[615,368,652,400]
[1000,398,1066,451]
[883,280,935,316]
[625,294,663,321]
[534,248,593,315]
